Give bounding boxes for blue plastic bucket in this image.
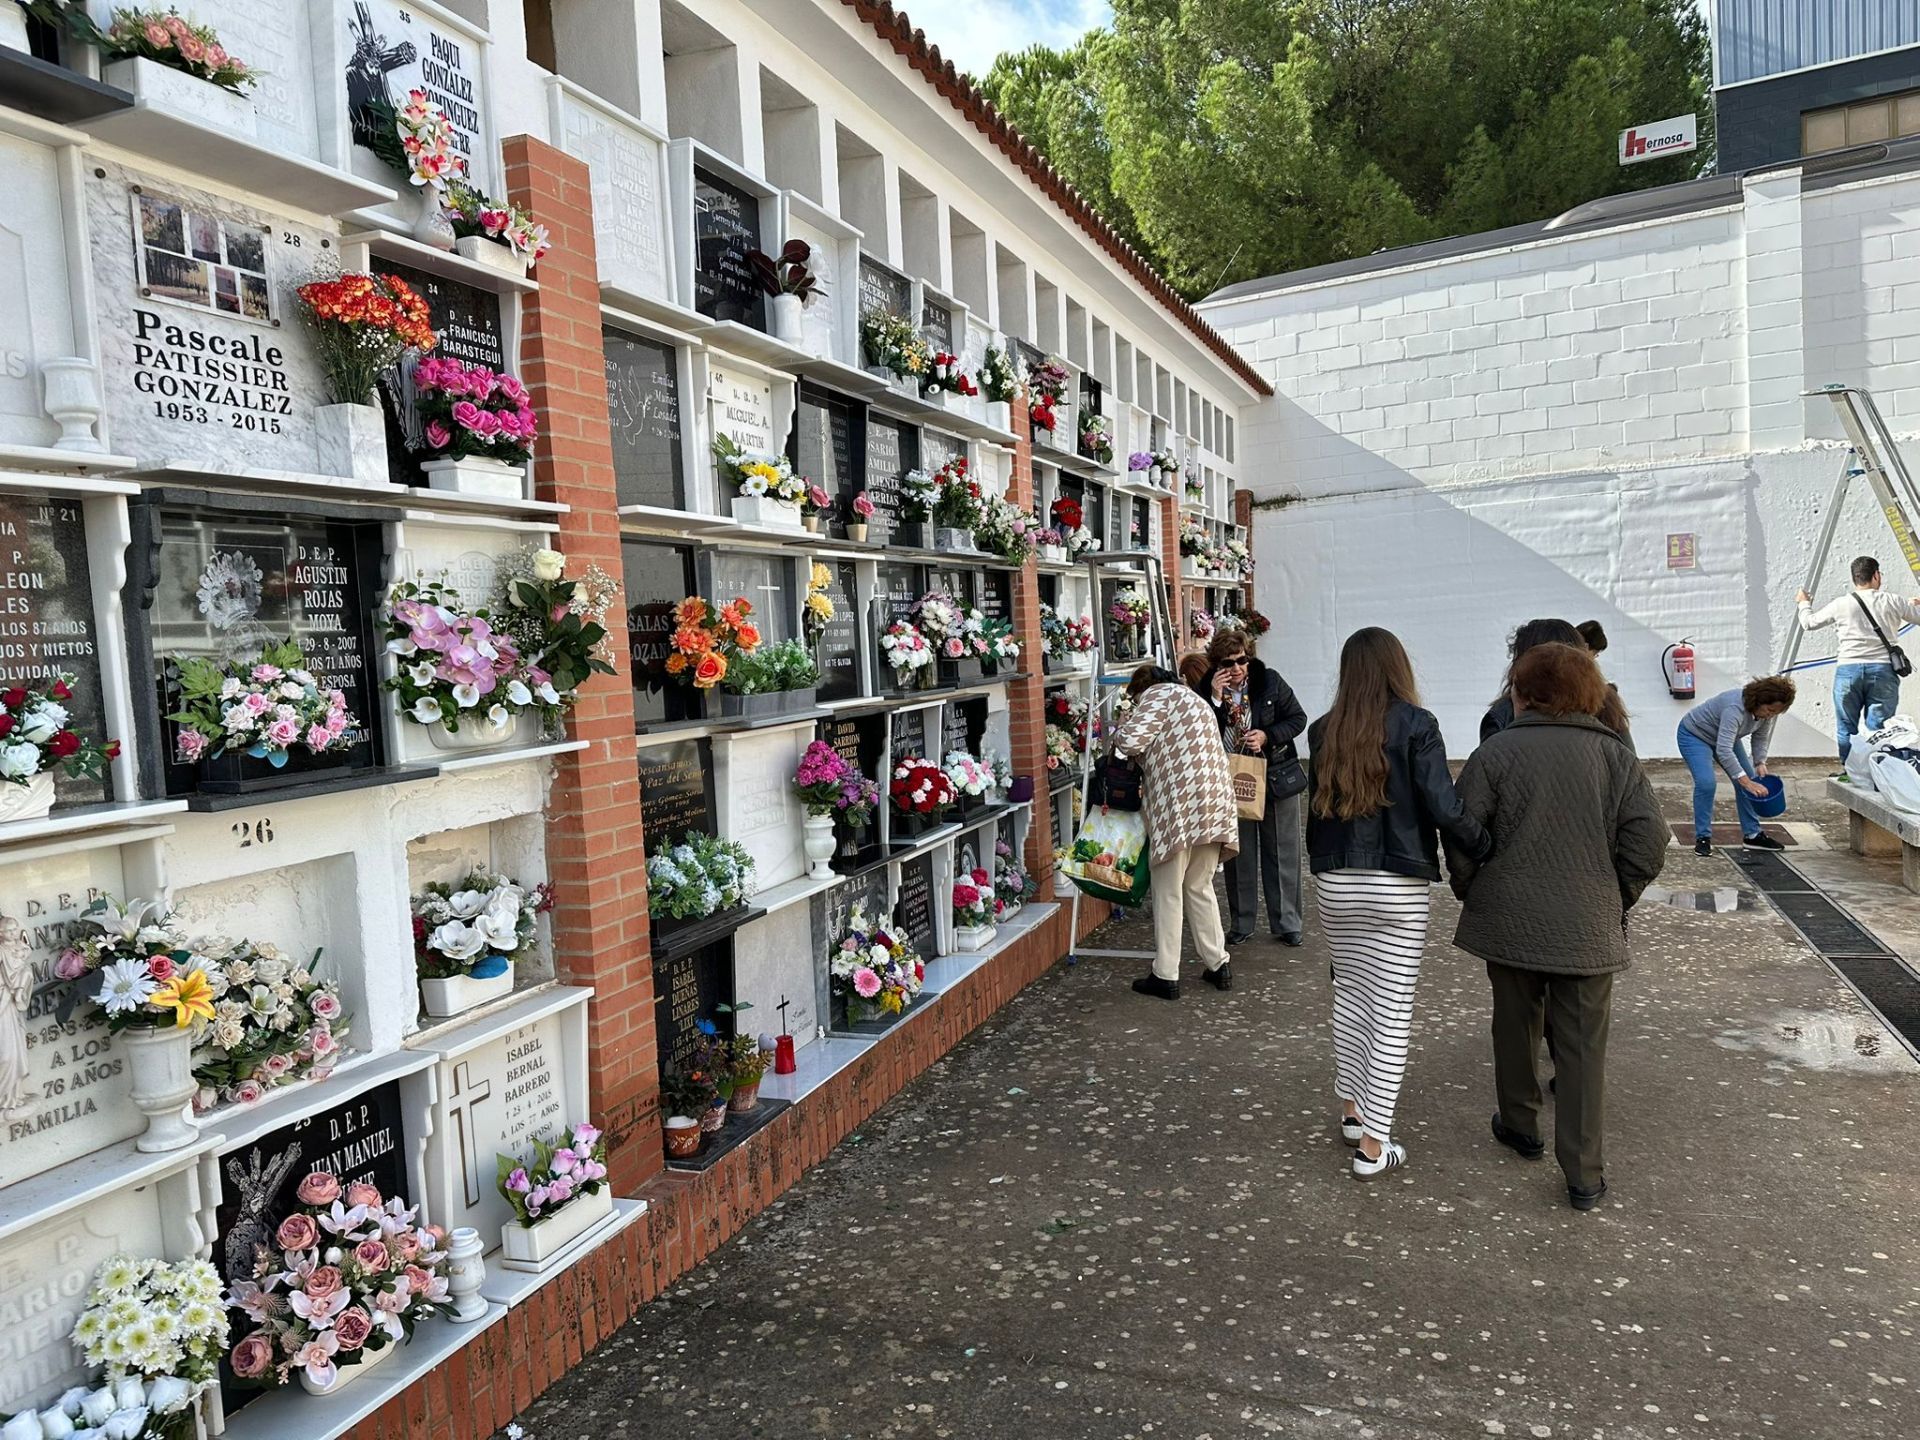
[1753,775,1787,818]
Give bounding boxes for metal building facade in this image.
[1714,0,1920,88]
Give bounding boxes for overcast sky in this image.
[914,0,1114,77]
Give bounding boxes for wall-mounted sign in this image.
[1619,113,1697,166]
[1666,532,1697,569]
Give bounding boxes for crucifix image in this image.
[446,1060,493,1209]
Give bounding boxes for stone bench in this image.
[1827,778,1920,893]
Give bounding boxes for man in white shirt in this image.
[1796,555,1920,769]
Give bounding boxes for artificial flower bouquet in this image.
[995,836,1037,913]
[1027,356,1069,434]
[1184,469,1205,504]
[1190,607,1216,645]
[61,1253,227,1437]
[646,832,758,923]
[443,180,551,265]
[978,346,1021,404]
[923,351,978,398]
[860,309,930,382]
[829,901,924,1024]
[952,869,996,940]
[712,433,808,507]
[1044,723,1077,771]
[665,595,762,690]
[928,458,983,529]
[412,870,550,980]
[804,562,836,645]
[413,356,537,467]
[100,7,256,93]
[1048,691,1101,752]
[498,1121,609,1227]
[0,673,117,794]
[191,938,348,1110]
[1150,446,1179,483]
[1108,589,1152,632]
[1079,412,1114,465]
[491,546,618,713]
[226,1172,454,1393]
[879,618,932,687]
[913,590,989,667]
[977,494,1034,563]
[1224,536,1253,578]
[793,739,880,823]
[1180,515,1206,557]
[981,617,1021,672]
[943,750,993,804]
[890,757,955,831]
[1049,496,1083,536]
[296,272,436,406]
[384,578,548,737]
[394,88,465,189]
[168,640,355,770]
[1065,525,1101,560]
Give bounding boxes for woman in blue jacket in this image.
[1677,676,1796,856]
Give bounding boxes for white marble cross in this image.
[446,1060,493,1208]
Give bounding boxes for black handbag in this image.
[1269,756,1309,801]
[1853,593,1914,678]
[1099,754,1144,812]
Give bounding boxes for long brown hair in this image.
[1313,628,1419,820]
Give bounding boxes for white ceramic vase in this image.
[40,358,104,452]
[769,293,804,344]
[446,1227,489,1322]
[0,773,55,826]
[299,1333,395,1395]
[420,959,516,1018]
[411,184,457,250]
[121,1025,199,1153]
[421,455,526,499]
[314,402,388,484]
[423,709,534,753]
[953,923,997,953]
[731,494,803,530]
[500,1185,614,1268]
[803,812,837,880]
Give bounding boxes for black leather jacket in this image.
[1306,700,1491,881]
[1203,657,1307,784]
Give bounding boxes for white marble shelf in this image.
[408,984,589,1061]
[885,821,962,862]
[746,869,841,919]
[208,1048,438,1156]
[426,738,588,776]
[481,1197,649,1307]
[0,798,187,853]
[0,1130,223,1244]
[617,504,739,536]
[757,1033,877,1106]
[214,1306,506,1440]
[0,449,140,485]
[341,229,539,296]
[129,463,567,521]
[88,110,395,217]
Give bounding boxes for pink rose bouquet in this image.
[413,355,538,466]
[190,938,349,1114]
[496,1121,610,1226]
[101,7,256,93]
[167,638,356,767]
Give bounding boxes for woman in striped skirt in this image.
[1305,629,1491,1179]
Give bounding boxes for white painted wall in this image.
[1204,166,1920,758]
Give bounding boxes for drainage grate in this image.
[1724,847,1920,1056]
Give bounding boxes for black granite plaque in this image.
[1082,482,1106,554]
[858,256,911,321]
[816,864,889,947]
[654,939,733,1078]
[819,710,884,849]
[891,706,929,768]
[622,537,697,727]
[376,261,505,489]
[0,492,107,806]
[979,570,1012,627]
[921,297,953,353]
[143,503,382,795]
[895,851,936,958]
[1129,496,1151,551]
[606,327,684,510]
[1051,789,1070,850]
[791,384,862,533]
[865,416,916,545]
[876,561,922,625]
[943,695,985,756]
[704,551,794,645]
[1079,371,1102,419]
[814,560,861,703]
[638,738,715,852]
[693,168,763,328]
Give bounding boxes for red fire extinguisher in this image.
[1662,639,1696,700]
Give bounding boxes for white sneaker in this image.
[1339,1116,1364,1147]
[1351,1140,1407,1180]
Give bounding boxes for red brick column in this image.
[1234,488,1254,618]
[1156,494,1185,650]
[1003,397,1052,886]
[506,137,662,1196]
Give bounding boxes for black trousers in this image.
[1486,962,1613,1193]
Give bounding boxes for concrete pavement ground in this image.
[510,765,1918,1439]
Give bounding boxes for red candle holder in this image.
[773,1034,797,1074]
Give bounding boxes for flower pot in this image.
[1009,775,1035,803]
[803,513,823,533]
[718,687,817,720]
[986,400,1012,432]
[500,1185,613,1267]
[314,402,389,485]
[198,744,352,794]
[1038,544,1066,564]
[40,357,104,452]
[0,772,55,826]
[893,520,929,550]
[846,522,869,543]
[664,1115,702,1158]
[936,656,984,686]
[421,454,527,499]
[953,923,997,953]
[700,1103,727,1134]
[770,293,804,344]
[891,808,942,843]
[728,1081,761,1115]
[455,234,530,276]
[423,708,537,752]
[932,527,976,553]
[105,56,255,137]
[731,494,803,530]
[420,956,516,1018]
[299,1331,395,1395]
[803,812,837,880]
[121,1024,199,1153]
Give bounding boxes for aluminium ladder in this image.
[1777,385,1920,674]
[1062,549,1180,965]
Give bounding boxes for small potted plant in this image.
[98,7,257,135]
[978,346,1021,432]
[951,869,997,952]
[847,491,876,543]
[297,271,436,484]
[723,1034,771,1114]
[714,433,808,528]
[0,673,118,825]
[413,355,536,498]
[660,1069,712,1158]
[688,1023,733,1134]
[413,871,549,1018]
[800,482,832,534]
[444,180,551,275]
[497,1121,614,1267]
[860,309,930,387]
[719,638,819,720]
[747,239,824,345]
[167,640,358,792]
[889,756,955,842]
[828,902,924,1030]
[52,897,215,1153]
[878,617,933,692]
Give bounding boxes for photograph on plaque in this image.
[606,327,685,510]
[132,190,274,322]
[692,167,764,328]
[622,537,697,726]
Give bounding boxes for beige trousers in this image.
[1148,843,1229,981]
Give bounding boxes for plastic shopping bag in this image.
[1061,807,1151,905]
[1849,715,1919,792]
[1868,745,1920,814]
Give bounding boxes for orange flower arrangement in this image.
[296,272,437,406]
[665,595,761,689]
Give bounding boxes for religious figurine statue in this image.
[0,914,32,1118]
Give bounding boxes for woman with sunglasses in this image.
[1202,630,1308,947]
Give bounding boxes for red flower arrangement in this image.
[1029,391,1058,432]
[1049,496,1083,532]
[889,757,956,816]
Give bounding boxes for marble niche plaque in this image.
[890,706,928,769]
[425,1003,586,1244]
[863,415,917,546]
[0,490,107,805]
[731,902,816,1049]
[717,727,804,887]
[705,550,794,645]
[812,560,861,703]
[558,89,672,305]
[653,939,732,1076]
[214,1,321,161]
[606,327,685,511]
[0,131,81,450]
[819,711,882,855]
[791,383,861,533]
[785,215,840,359]
[921,297,953,355]
[345,0,491,191]
[89,164,331,472]
[894,850,938,961]
[707,359,775,457]
[637,738,716,852]
[858,256,910,322]
[0,847,140,1193]
[620,537,696,727]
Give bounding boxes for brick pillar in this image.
[1003,397,1053,886]
[506,137,663,1195]
[1234,488,1255,620]
[1157,494,1185,650]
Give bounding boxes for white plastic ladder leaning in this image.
[1064,549,1180,965]
[1777,385,1920,674]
